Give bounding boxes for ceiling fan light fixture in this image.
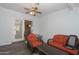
[24,3,41,16]
[29,11,36,16]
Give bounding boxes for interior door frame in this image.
[23,20,32,40]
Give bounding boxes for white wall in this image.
[0,7,39,46]
[39,7,79,42]
[1,5,79,45]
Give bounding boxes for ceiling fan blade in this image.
[24,8,30,10]
[25,12,29,14]
[36,11,42,14]
[35,3,39,5]
[66,3,73,10]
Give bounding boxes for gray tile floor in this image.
[0,41,38,55]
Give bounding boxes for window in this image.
[15,20,22,39]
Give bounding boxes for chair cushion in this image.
[27,33,37,42]
[32,41,42,47]
[27,33,42,47]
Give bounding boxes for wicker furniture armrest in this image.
[47,39,52,44]
[38,38,44,43]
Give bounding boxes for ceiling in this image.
[0,3,79,16]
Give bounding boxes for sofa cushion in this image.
[59,47,78,55]
[49,41,64,47]
[52,35,68,46]
[49,41,77,54]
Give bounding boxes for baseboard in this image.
[0,39,24,46]
[12,40,24,44]
[0,41,24,46]
[0,42,12,46]
[12,39,24,42]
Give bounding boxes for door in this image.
[24,20,32,37]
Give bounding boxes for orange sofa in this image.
[47,35,79,55]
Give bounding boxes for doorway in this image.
[24,20,32,37]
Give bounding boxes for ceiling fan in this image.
[66,3,73,10]
[24,3,42,16]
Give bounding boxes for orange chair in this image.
[27,33,42,47]
[47,35,79,55]
[25,33,43,53]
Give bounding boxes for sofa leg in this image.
[77,47,79,55]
